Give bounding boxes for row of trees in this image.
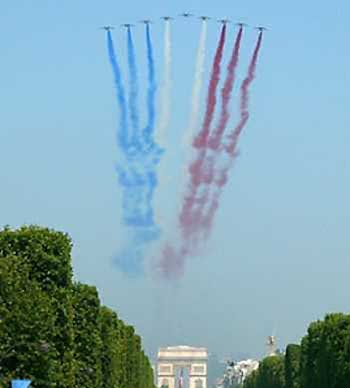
[0,226,155,388]
[243,313,350,388]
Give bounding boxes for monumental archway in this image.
[157,346,208,388]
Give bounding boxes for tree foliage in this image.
[284,344,300,388]
[72,283,102,388]
[0,226,155,388]
[243,314,350,388]
[300,313,350,388]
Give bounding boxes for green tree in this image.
[243,370,258,388]
[99,306,121,388]
[0,226,156,388]
[0,255,57,388]
[285,344,300,388]
[300,313,350,388]
[72,283,102,388]
[0,226,75,387]
[255,356,285,388]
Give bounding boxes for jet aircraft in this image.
[100,26,114,31]
[180,12,194,17]
[256,26,268,31]
[161,16,173,21]
[218,18,230,24]
[199,16,211,21]
[121,23,134,28]
[236,22,248,27]
[139,19,152,25]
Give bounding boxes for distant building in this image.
[215,359,259,388]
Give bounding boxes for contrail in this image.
[182,19,208,148]
[202,31,264,235]
[107,30,128,149]
[127,27,140,146]
[157,19,172,146]
[142,24,157,147]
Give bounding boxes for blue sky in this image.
[1,0,350,360]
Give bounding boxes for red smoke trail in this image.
[193,25,227,149]
[209,26,244,150]
[180,27,243,241]
[159,32,264,278]
[179,26,227,236]
[182,27,244,237]
[159,27,227,277]
[202,31,264,234]
[226,31,263,155]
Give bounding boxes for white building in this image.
[216,359,259,388]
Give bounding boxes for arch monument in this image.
[157,346,208,388]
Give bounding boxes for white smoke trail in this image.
[182,20,208,148]
[156,20,172,147]
[154,19,172,231]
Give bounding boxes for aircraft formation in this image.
[100,12,267,31]
[104,10,266,277]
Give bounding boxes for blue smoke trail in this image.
[107,31,128,150]
[106,27,163,275]
[142,24,157,147]
[127,28,140,145]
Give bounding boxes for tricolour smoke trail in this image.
[157,19,172,146]
[179,26,244,239]
[127,27,140,145]
[107,30,128,149]
[159,31,264,278]
[180,26,244,239]
[179,25,227,237]
[158,26,227,277]
[182,19,208,147]
[177,19,208,223]
[142,24,157,147]
[201,31,264,235]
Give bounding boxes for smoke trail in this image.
[142,24,157,147]
[179,25,227,237]
[226,31,263,155]
[127,27,140,145]
[106,28,162,275]
[115,24,162,274]
[202,31,264,235]
[107,31,128,149]
[209,26,244,150]
[158,26,227,277]
[179,27,244,238]
[157,19,172,146]
[159,32,264,278]
[179,26,244,239]
[182,20,208,147]
[193,25,227,148]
